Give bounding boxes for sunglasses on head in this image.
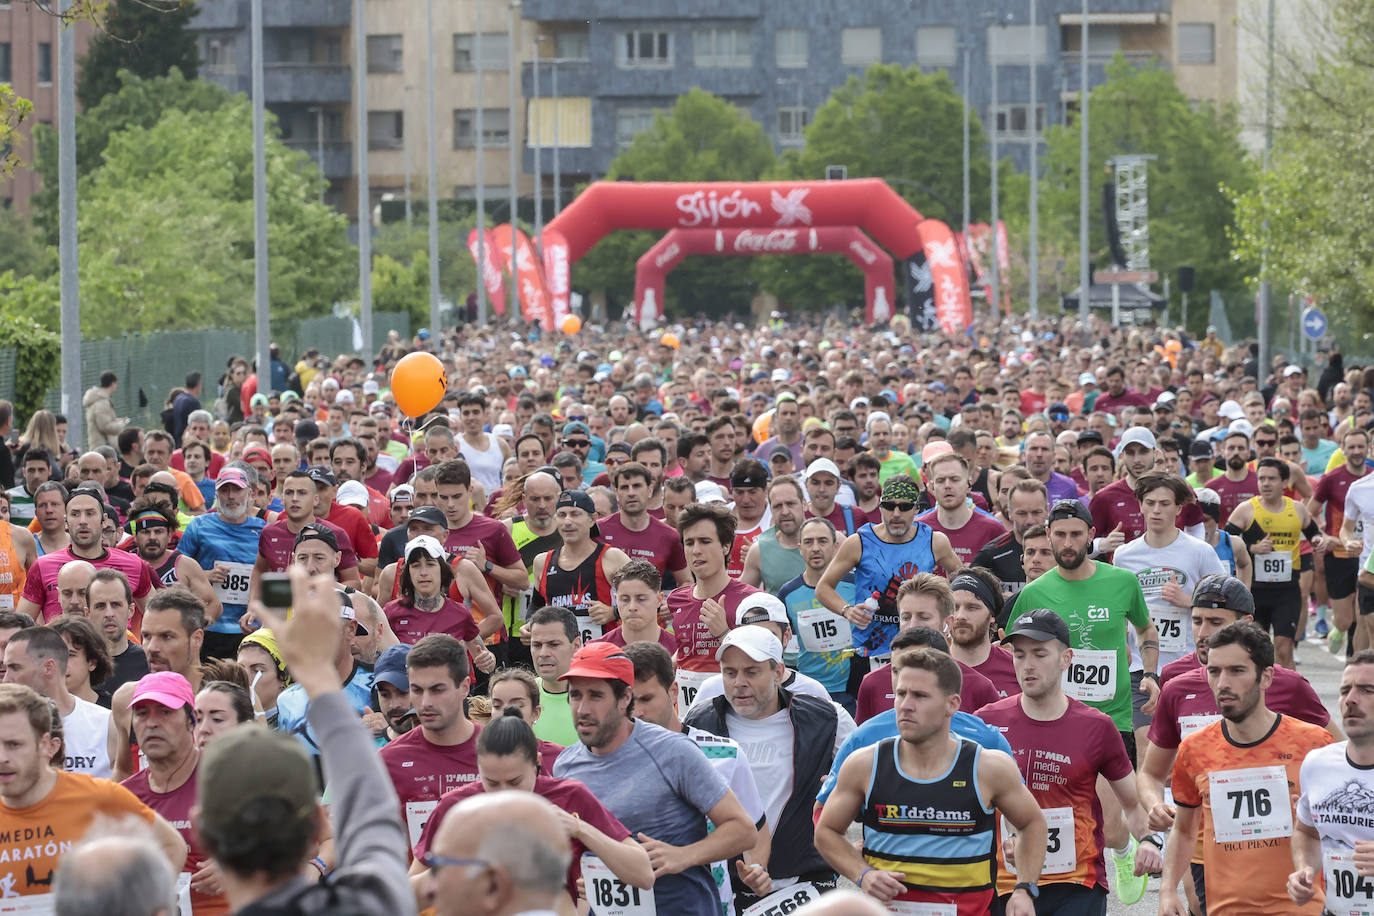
[880,501,916,512]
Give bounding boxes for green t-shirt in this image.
[1007,562,1150,731]
[1185,469,1219,489]
[533,678,580,746]
[877,450,919,483]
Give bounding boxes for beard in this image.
[1226,456,1247,471]
[1057,544,1089,570]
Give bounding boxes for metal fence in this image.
[1207,287,1374,371]
[12,312,412,437]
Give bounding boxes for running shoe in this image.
[1113,836,1147,904]
[1315,616,1331,638]
[1330,629,1346,655]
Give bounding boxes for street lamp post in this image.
[508,1,521,322]
[353,0,372,356]
[475,3,487,325]
[403,84,413,226]
[425,0,440,333]
[309,105,325,204]
[1078,0,1091,330]
[1028,0,1039,321]
[986,14,1006,313]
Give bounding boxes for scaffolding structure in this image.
[1109,154,1157,271]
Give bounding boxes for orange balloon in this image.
[561,314,582,335]
[752,409,774,444]
[390,352,447,418]
[660,332,680,350]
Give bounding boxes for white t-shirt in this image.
[724,708,793,832]
[685,669,858,742]
[62,695,112,778]
[1344,474,1374,567]
[1114,530,1227,671]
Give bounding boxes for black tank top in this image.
[155,552,180,587]
[538,543,612,616]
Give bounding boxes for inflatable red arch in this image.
[635,226,896,327]
[542,179,973,332]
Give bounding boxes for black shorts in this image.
[994,883,1107,916]
[1360,583,1374,617]
[1252,582,1304,639]
[1301,552,1314,573]
[1120,729,1137,770]
[1191,862,1207,914]
[1327,555,1360,600]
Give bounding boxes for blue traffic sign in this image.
[1302,307,1328,341]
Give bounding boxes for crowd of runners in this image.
[0,310,1370,915]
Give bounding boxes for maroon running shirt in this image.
[257,518,359,574]
[382,597,480,646]
[668,578,760,674]
[596,513,687,576]
[380,724,482,850]
[970,645,1021,699]
[1089,478,1206,547]
[122,763,228,915]
[915,508,1006,568]
[1147,664,1329,749]
[1209,471,1260,524]
[854,659,999,723]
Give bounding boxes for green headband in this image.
[880,475,921,504]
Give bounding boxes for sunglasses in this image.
[605,455,629,465]
[880,501,916,512]
[567,415,588,422]
[564,439,591,448]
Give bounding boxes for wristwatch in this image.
[1141,671,1159,683]
[483,560,494,574]
[1014,882,1039,900]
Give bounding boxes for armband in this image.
[1141,640,1160,652]
[1223,522,1245,537]
[1304,520,1322,540]
[309,857,328,877]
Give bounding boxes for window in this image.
[988,24,1048,63]
[777,106,809,144]
[322,36,343,65]
[205,37,236,73]
[453,33,508,71]
[37,42,52,85]
[1087,25,1121,57]
[615,106,666,147]
[367,110,403,150]
[617,30,672,68]
[1178,23,1215,64]
[915,26,957,69]
[554,28,590,61]
[775,28,808,68]
[841,27,881,67]
[453,108,510,147]
[367,34,403,73]
[694,27,750,68]
[0,43,10,84]
[994,104,1046,137]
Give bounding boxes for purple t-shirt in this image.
[596,513,686,576]
[257,518,359,574]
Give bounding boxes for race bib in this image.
[0,898,59,914]
[1180,714,1221,739]
[1152,605,1188,654]
[576,612,603,644]
[1061,648,1117,703]
[1208,766,1292,843]
[1002,807,1076,876]
[675,667,713,711]
[741,882,820,916]
[798,606,852,653]
[1324,847,1374,916]
[887,903,957,915]
[405,800,439,849]
[177,872,192,915]
[1254,552,1294,583]
[213,561,254,606]
[582,854,656,916]
[0,594,12,611]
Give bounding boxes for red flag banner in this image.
[915,218,973,335]
[466,227,507,315]
[541,229,571,324]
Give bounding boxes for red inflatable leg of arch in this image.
[632,226,895,327]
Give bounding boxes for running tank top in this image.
[505,518,562,633]
[154,551,181,587]
[852,522,936,658]
[756,528,805,594]
[861,736,995,913]
[1211,531,1236,575]
[0,523,25,609]
[1251,496,1302,564]
[459,433,506,493]
[539,543,615,644]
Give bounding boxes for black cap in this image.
[556,489,600,538]
[1048,499,1093,528]
[1189,440,1214,459]
[606,442,632,456]
[406,505,449,530]
[305,465,337,488]
[1191,574,1255,617]
[1001,608,1072,647]
[1077,429,1104,446]
[731,462,770,490]
[1048,402,1071,416]
[293,522,339,552]
[294,419,320,442]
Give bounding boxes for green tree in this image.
[371,216,479,312]
[77,0,199,111]
[32,68,231,243]
[0,208,49,279]
[70,97,353,336]
[1039,56,1256,328]
[755,64,996,311]
[1230,1,1374,338]
[573,88,776,317]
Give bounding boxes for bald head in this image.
[429,793,570,916]
[150,471,179,490]
[57,560,97,617]
[54,829,177,916]
[76,452,106,484]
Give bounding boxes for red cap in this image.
[559,642,634,686]
[130,671,195,711]
[241,445,272,465]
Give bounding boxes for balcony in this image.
[522,0,759,19]
[285,139,353,179]
[263,64,352,104]
[523,59,594,98]
[193,0,350,31]
[1060,50,1166,87]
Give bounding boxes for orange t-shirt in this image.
[0,522,27,608]
[1172,714,1333,915]
[0,770,156,896]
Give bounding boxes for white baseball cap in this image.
[405,535,446,561]
[736,593,789,626]
[1114,427,1158,458]
[694,481,729,505]
[1217,400,1245,421]
[803,458,842,482]
[715,625,784,663]
[336,479,369,509]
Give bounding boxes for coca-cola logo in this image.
[654,242,681,269]
[732,229,799,253]
[676,189,763,227]
[848,240,877,265]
